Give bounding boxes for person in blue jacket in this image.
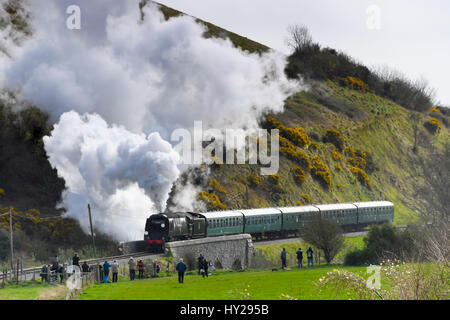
[103,261,111,283]
[176,258,187,284]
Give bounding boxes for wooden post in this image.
[16,259,19,284]
[88,204,96,257]
[9,207,14,271]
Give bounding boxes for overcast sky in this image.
[159,0,450,106]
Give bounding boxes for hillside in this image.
[145,1,450,225]
[203,81,449,225]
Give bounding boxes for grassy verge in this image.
[0,281,67,300]
[254,235,365,267]
[79,265,370,300]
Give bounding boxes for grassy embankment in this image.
[79,265,371,300]
[0,281,67,300]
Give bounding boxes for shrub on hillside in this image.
[345,147,375,173]
[292,166,306,184]
[197,191,227,211]
[331,149,342,160]
[348,156,367,169]
[339,76,370,93]
[208,179,227,195]
[247,173,261,187]
[267,174,281,185]
[350,166,371,188]
[266,116,310,148]
[301,193,311,204]
[424,117,442,134]
[310,156,332,189]
[323,129,344,151]
[309,141,319,151]
[429,107,440,114]
[280,146,311,169]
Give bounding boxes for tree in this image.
[0,228,10,262]
[409,111,421,154]
[285,24,313,53]
[417,143,450,264]
[301,214,344,263]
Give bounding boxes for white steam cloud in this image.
[2,0,300,240]
[43,111,180,240]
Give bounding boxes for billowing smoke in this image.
[2,0,300,240]
[43,111,180,240]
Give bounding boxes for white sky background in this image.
[159,0,450,106]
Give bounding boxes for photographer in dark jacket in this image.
[176,258,187,284]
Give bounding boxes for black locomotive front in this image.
[144,213,170,250]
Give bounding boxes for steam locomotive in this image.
[144,201,394,251]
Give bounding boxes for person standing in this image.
[98,264,104,283]
[176,258,187,284]
[52,255,59,269]
[128,257,136,281]
[307,247,314,268]
[82,261,90,273]
[137,260,144,280]
[202,259,209,278]
[197,254,204,275]
[111,260,119,283]
[296,248,303,268]
[72,253,80,267]
[58,264,65,283]
[280,248,287,270]
[40,265,48,283]
[103,261,111,283]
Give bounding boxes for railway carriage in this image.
[278,205,319,234]
[239,208,282,238]
[313,203,358,230]
[200,210,244,237]
[354,201,394,226]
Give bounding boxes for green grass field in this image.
[79,265,369,300]
[0,281,66,300]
